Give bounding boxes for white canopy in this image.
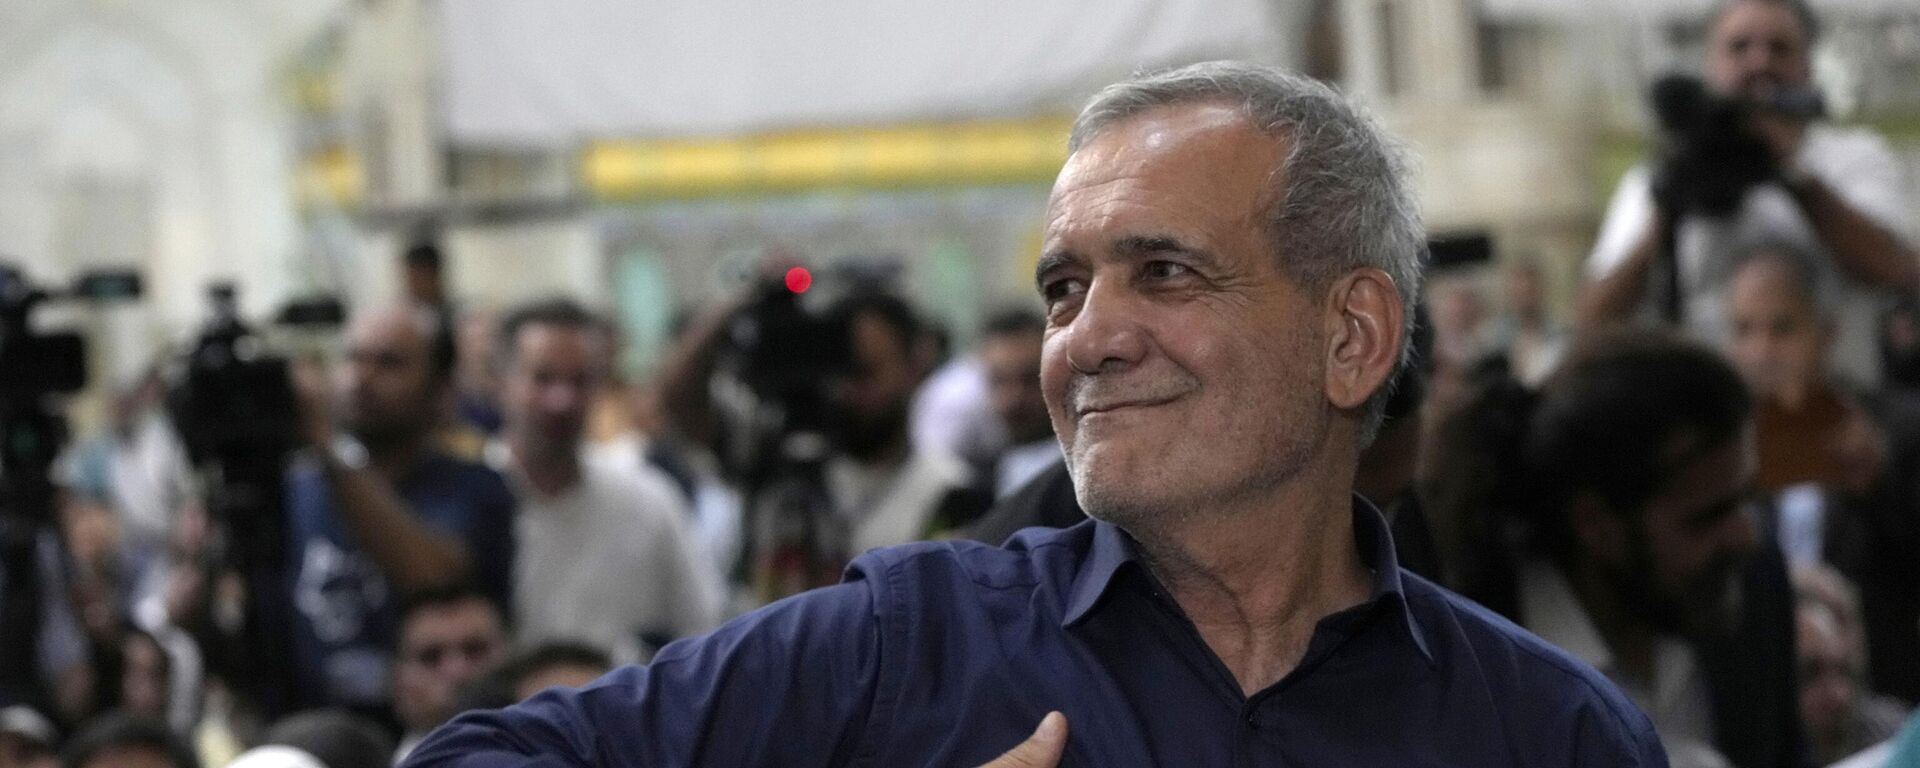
[439,0,1287,146]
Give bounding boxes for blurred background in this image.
[5,2,1920,767]
[2,0,1913,408]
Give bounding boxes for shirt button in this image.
[1243,712,1259,730]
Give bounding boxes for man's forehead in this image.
[1711,0,1809,41]
[1052,104,1281,192]
[349,307,432,348]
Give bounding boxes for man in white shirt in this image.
[1581,0,1917,385]
[493,299,720,663]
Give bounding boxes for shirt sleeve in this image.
[468,470,518,612]
[401,576,884,767]
[1585,165,1657,282]
[1813,130,1912,244]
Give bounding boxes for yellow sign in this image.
[583,116,1074,199]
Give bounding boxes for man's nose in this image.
[1061,277,1148,376]
[539,383,585,414]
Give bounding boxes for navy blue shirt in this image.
[408,501,1664,766]
[284,452,516,709]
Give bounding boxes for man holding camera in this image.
[284,303,516,715]
[1582,0,1917,385]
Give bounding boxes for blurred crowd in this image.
[1,1,1918,768]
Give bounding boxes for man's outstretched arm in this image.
[403,579,883,767]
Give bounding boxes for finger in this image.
[976,712,1067,768]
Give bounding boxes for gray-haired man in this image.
[404,61,1666,767]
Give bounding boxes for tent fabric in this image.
[440,0,1285,147]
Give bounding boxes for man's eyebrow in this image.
[1112,234,1194,257]
[1114,234,1222,269]
[1034,251,1080,289]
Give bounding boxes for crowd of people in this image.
[1,1,1918,766]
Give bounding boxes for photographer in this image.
[281,303,515,715]
[1581,0,1917,386]
[659,284,980,601]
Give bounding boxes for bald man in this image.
[283,303,516,715]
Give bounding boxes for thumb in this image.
[977,712,1068,768]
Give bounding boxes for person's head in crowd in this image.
[1706,0,1816,101]
[1880,300,1920,386]
[258,710,394,768]
[496,298,612,466]
[402,234,447,308]
[116,630,169,725]
[337,303,457,452]
[1503,261,1548,328]
[107,365,167,438]
[450,642,615,713]
[503,643,613,701]
[1795,594,1869,760]
[453,305,504,434]
[1042,60,1419,537]
[1728,244,1830,406]
[59,714,195,768]
[0,705,58,768]
[1431,279,1489,369]
[1430,332,1759,637]
[979,309,1051,447]
[392,584,507,736]
[827,293,932,463]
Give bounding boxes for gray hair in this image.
[1067,61,1426,445]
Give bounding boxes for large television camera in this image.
[1648,73,1826,219]
[711,264,903,600]
[163,282,342,718]
[1644,74,1825,321]
[0,261,139,714]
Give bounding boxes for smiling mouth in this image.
[1077,398,1175,417]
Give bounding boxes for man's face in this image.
[1729,258,1826,402]
[1604,432,1760,638]
[1505,266,1544,324]
[339,309,443,444]
[393,598,506,731]
[833,313,920,461]
[1797,607,1859,745]
[501,323,608,457]
[1707,0,1813,100]
[1038,103,1331,528]
[981,330,1051,446]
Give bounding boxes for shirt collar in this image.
[1518,559,1613,672]
[1063,496,1434,663]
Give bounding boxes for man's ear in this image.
[1323,268,1404,412]
[1568,493,1629,565]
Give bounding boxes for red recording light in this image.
[785,267,813,294]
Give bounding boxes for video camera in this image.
[712,262,910,599]
[0,260,138,714]
[1648,73,1826,218]
[0,262,141,524]
[163,281,341,719]
[166,282,343,563]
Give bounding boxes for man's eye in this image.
[1144,261,1192,280]
[1042,277,1087,303]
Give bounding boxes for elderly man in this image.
[404,62,1660,766]
[1581,0,1917,384]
